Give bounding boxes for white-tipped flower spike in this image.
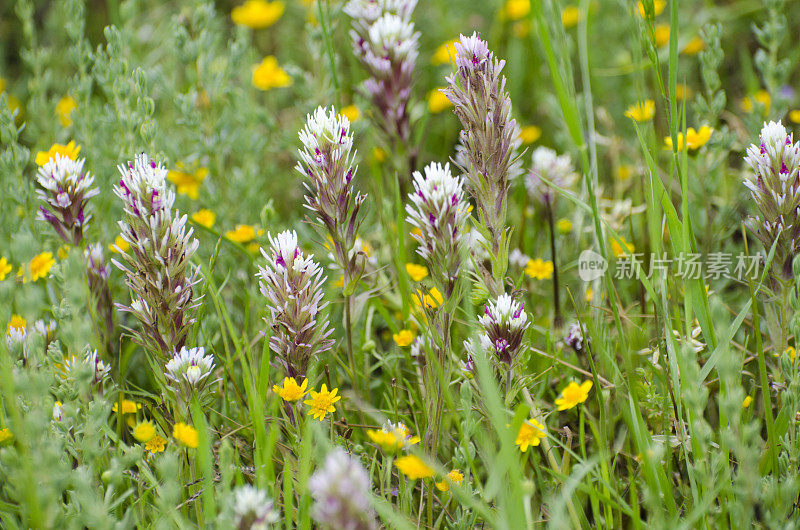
[52,401,63,422]
[409,334,430,367]
[164,346,217,406]
[84,243,113,346]
[114,153,175,221]
[36,154,98,245]
[7,320,57,360]
[475,293,530,365]
[743,120,800,279]
[345,0,418,143]
[232,485,279,530]
[85,243,110,283]
[442,33,521,295]
[459,354,475,378]
[564,322,587,353]
[344,0,417,26]
[61,348,111,387]
[525,146,577,205]
[33,319,57,340]
[113,154,202,360]
[257,230,334,378]
[296,107,367,292]
[309,448,377,530]
[406,162,470,297]
[5,327,28,359]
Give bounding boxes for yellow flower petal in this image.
[232,0,284,29]
[35,141,81,166]
[393,329,415,347]
[252,56,292,91]
[428,89,452,114]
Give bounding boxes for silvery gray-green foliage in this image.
[753,0,790,112]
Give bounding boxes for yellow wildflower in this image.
[742,396,753,409]
[515,418,546,452]
[372,146,387,162]
[341,105,360,122]
[405,263,429,281]
[132,421,156,443]
[231,0,284,29]
[110,235,130,253]
[428,89,452,114]
[789,110,800,124]
[395,454,434,479]
[625,100,655,122]
[674,83,691,101]
[113,400,141,414]
[654,24,670,47]
[29,252,55,282]
[555,380,593,410]
[367,431,403,451]
[610,236,634,258]
[513,20,531,37]
[585,286,594,303]
[561,6,581,28]
[436,469,465,491]
[35,141,81,166]
[682,36,704,55]
[0,428,12,444]
[57,245,70,260]
[518,125,542,145]
[173,422,199,448]
[413,287,443,309]
[637,0,665,18]
[252,56,292,90]
[503,0,530,21]
[145,435,167,453]
[56,96,77,127]
[617,164,633,181]
[226,224,258,243]
[431,39,459,65]
[393,329,415,347]
[366,425,420,452]
[304,384,341,420]
[741,90,771,115]
[7,315,26,335]
[556,218,572,234]
[663,126,712,151]
[783,346,798,364]
[167,164,208,199]
[525,258,554,280]
[0,257,11,280]
[191,209,216,229]
[272,377,309,401]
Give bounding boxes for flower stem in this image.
[545,199,563,329]
[344,294,358,395]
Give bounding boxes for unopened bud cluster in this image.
[406,162,470,297]
[113,154,202,360]
[743,120,800,279]
[345,0,419,143]
[296,107,368,292]
[257,230,334,378]
[36,154,98,245]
